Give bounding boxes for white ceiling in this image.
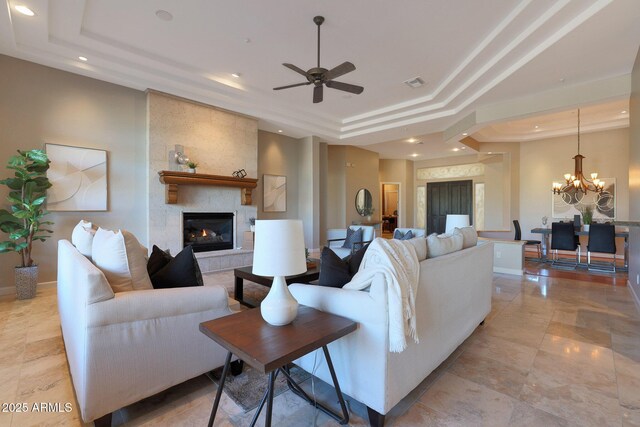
[1,0,639,160]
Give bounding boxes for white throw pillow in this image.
[426,232,463,258]
[454,226,478,249]
[406,237,428,261]
[71,220,97,258]
[92,227,153,293]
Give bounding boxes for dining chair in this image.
[550,221,580,269]
[513,220,542,259]
[587,223,616,272]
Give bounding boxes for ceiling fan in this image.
[273,16,364,103]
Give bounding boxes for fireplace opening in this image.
[183,212,234,253]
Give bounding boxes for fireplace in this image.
[183,212,234,253]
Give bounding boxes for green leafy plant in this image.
[580,205,594,225]
[186,161,198,169]
[0,150,53,267]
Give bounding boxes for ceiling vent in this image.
[404,77,425,88]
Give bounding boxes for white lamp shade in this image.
[445,214,470,234]
[252,220,306,277]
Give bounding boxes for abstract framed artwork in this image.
[551,178,615,220]
[45,144,108,211]
[263,174,286,212]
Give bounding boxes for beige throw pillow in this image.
[71,220,97,258]
[426,232,463,258]
[406,237,428,261]
[454,226,478,249]
[92,228,153,293]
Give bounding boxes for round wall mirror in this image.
[355,188,373,216]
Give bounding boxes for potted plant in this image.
[186,161,198,173]
[0,150,53,299]
[580,205,594,231]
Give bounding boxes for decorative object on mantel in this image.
[263,174,286,212]
[252,220,306,326]
[158,171,258,205]
[0,150,53,299]
[186,161,198,174]
[174,150,190,166]
[552,109,605,196]
[232,169,247,178]
[46,143,107,211]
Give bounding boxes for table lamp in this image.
[252,220,306,326]
[445,214,470,233]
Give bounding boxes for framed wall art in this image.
[551,178,615,220]
[46,143,108,211]
[263,174,286,212]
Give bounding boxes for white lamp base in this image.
[260,276,299,326]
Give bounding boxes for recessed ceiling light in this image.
[410,153,419,157]
[488,152,493,154]
[622,110,628,114]
[461,147,467,150]
[534,125,539,129]
[155,9,173,21]
[407,138,416,143]
[277,129,283,133]
[462,133,468,136]
[231,73,241,78]
[15,5,35,16]
[78,56,88,62]
[452,148,460,152]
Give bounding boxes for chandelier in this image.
[552,109,604,195]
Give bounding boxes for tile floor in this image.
[0,270,639,426]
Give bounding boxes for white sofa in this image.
[289,241,493,426]
[57,240,234,424]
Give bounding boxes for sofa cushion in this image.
[393,229,414,240]
[71,220,97,258]
[454,226,478,249]
[406,237,428,261]
[426,232,463,258]
[150,246,204,289]
[92,228,153,293]
[342,227,364,249]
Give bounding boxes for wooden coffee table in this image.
[200,306,356,427]
[234,265,320,307]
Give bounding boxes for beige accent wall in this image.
[518,128,629,242]
[257,131,299,220]
[379,159,415,227]
[0,55,147,292]
[147,91,258,255]
[326,146,380,231]
[628,46,640,301]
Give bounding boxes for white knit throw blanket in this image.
[343,238,420,352]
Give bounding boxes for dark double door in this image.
[426,180,473,235]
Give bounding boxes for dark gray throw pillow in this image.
[318,243,370,287]
[342,227,363,249]
[149,246,204,289]
[147,245,172,277]
[393,229,414,240]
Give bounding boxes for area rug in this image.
[207,364,311,412]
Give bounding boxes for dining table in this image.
[530,227,629,270]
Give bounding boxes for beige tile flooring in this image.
[1,271,639,426]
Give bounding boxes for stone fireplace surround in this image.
[147,91,258,274]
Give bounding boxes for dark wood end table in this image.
[233,265,320,308]
[200,306,356,427]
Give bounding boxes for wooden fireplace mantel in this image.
[158,171,258,205]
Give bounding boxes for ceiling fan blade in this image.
[325,80,364,94]
[313,85,323,103]
[324,61,356,80]
[273,82,312,90]
[283,63,311,78]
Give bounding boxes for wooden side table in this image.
[200,306,357,427]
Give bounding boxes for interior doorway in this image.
[381,182,400,236]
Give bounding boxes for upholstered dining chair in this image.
[513,220,542,259]
[587,223,616,272]
[550,221,581,269]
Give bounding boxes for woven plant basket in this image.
[15,266,38,300]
